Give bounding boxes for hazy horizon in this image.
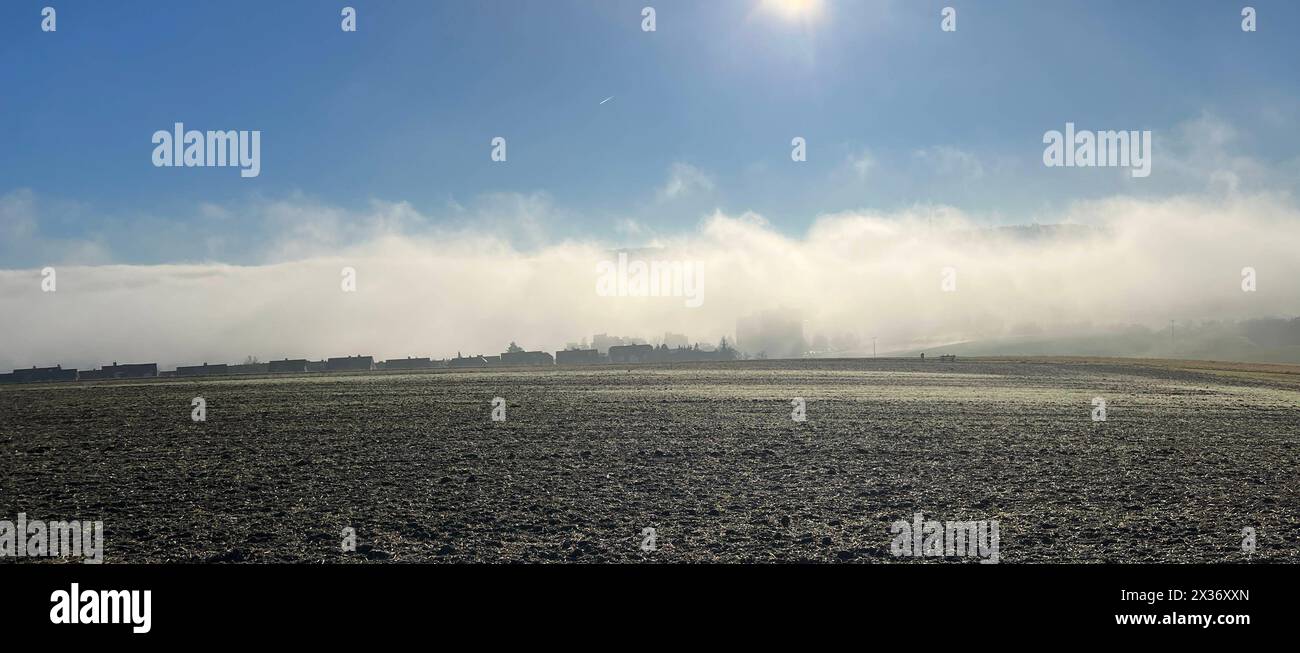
[4,191,1300,371]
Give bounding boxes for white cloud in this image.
[0,189,111,266]
[658,162,714,200]
[847,150,876,181]
[913,146,985,180]
[1152,111,1300,195]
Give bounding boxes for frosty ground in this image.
[3,357,1297,563]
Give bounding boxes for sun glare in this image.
[762,0,824,22]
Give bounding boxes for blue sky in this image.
[2,0,1299,266]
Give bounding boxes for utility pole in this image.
[1170,320,1175,355]
[873,337,877,358]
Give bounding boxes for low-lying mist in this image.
[2,193,1298,370]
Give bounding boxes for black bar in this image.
[3,563,1287,641]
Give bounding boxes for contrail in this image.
[599,96,613,105]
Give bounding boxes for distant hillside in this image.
[888,318,1300,364]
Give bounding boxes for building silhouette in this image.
[4,365,78,383]
[500,350,555,366]
[379,357,437,370]
[449,355,489,368]
[269,359,310,374]
[608,344,655,363]
[592,333,645,355]
[228,362,270,375]
[325,356,375,372]
[177,363,229,377]
[556,349,602,365]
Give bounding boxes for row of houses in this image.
[453,344,739,367]
[2,342,741,385]
[0,363,160,384]
[448,350,556,368]
[0,356,377,384]
[607,343,738,364]
[0,365,80,384]
[170,356,379,378]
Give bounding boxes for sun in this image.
[761,0,825,22]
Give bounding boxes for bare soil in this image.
[2,358,1297,563]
